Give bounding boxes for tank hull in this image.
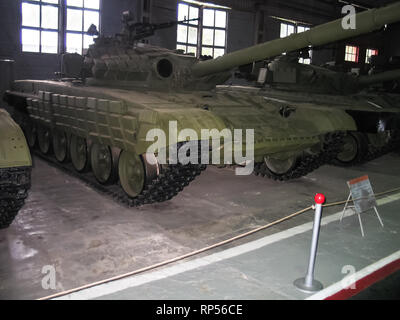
[3,79,357,200]
[6,80,356,162]
[217,84,400,166]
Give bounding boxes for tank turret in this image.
[79,13,221,90]
[80,2,400,92]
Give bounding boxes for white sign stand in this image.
[340,175,384,237]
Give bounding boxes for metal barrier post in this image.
[294,193,325,293]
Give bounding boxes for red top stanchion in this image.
[315,193,326,205]
[294,192,325,293]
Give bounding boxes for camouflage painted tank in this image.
[3,2,400,205]
[0,108,31,228]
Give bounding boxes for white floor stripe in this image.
[55,192,400,300]
[306,250,400,300]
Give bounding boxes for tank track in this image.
[0,167,31,229]
[338,130,400,167]
[32,148,206,208]
[361,130,400,163]
[9,109,207,208]
[254,132,345,181]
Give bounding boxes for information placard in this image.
[347,175,377,214]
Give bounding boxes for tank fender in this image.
[135,108,228,155]
[0,109,32,168]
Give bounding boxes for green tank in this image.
[3,2,400,205]
[217,3,400,170]
[224,55,400,170]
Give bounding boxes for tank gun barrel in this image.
[192,2,400,77]
[358,68,400,86]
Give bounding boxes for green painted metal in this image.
[192,2,400,77]
[0,108,32,169]
[359,69,400,86]
[6,80,355,163]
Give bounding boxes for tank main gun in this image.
[358,68,400,86]
[192,1,400,77]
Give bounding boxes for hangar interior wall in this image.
[0,0,138,80]
[0,0,399,80]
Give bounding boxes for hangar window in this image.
[345,45,359,63]
[201,8,227,58]
[280,23,296,38]
[177,2,199,56]
[66,0,101,54]
[280,23,311,64]
[21,0,60,53]
[296,25,311,64]
[365,48,379,64]
[177,1,228,58]
[21,0,101,55]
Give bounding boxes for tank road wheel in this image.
[118,151,146,198]
[264,156,298,176]
[334,132,368,166]
[52,130,68,163]
[90,144,118,185]
[24,122,37,148]
[37,125,52,155]
[70,135,90,172]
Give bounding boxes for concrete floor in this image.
[87,199,400,300]
[0,153,399,299]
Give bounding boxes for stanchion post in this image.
[294,193,325,293]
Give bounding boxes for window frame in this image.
[280,22,312,64]
[65,0,102,54]
[280,22,296,38]
[176,3,200,56]
[21,0,61,54]
[365,48,379,64]
[200,8,227,58]
[176,1,228,58]
[20,0,102,55]
[345,45,360,63]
